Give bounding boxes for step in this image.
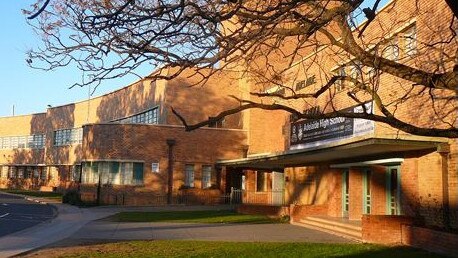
[293,220,362,242]
[304,216,362,231]
[294,217,362,241]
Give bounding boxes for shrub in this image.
[62,190,82,205]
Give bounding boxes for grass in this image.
[110,210,287,224]
[32,240,448,258]
[3,189,62,200]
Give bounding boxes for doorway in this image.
[386,166,401,215]
[271,171,284,205]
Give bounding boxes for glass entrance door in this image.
[386,166,401,215]
[271,171,284,205]
[342,170,349,217]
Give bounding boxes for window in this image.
[256,171,267,192]
[133,163,144,185]
[0,166,7,178]
[54,128,82,146]
[367,66,377,80]
[17,168,24,179]
[10,137,18,149]
[33,168,40,178]
[99,162,110,184]
[383,37,400,61]
[202,165,212,189]
[208,117,225,128]
[335,66,346,91]
[49,167,59,181]
[350,61,363,81]
[81,161,143,185]
[151,162,159,173]
[2,138,10,149]
[112,108,159,125]
[107,162,119,184]
[18,137,26,148]
[40,169,48,180]
[9,167,16,179]
[25,167,33,179]
[185,164,195,187]
[71,165,81,181]
[120,162,133,185]
[0,134,46,149]
[404,25,417,57]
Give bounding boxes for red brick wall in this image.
[80,185,223,205]
[327,169,343,217]
[164,69,243,129]
[349,169,363,220]
[82,124,247,193]
[290,204,328,222]
[237,204,290,218]
[362,215,415,244]
[399,158,419,217]
[401,225,458,257]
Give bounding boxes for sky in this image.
[0,0,387,118]
[0,1,143,117]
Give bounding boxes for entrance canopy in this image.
[217,138,447,170]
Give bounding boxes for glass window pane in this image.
[185,164,194,187]
[133,163,144,185]
[202,165,212,188]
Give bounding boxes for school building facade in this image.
[218,0,458,251]
[0,69,251,205]
[0,0,457,251]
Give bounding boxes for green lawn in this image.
[110,210,287,224]
[3,189,62,200]
[45,240,447,258]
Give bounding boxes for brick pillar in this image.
[349,168,363,220]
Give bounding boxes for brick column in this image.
[349,168,363,220]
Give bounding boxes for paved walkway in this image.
[0,204,115,258]
[68,220,351,243]
[0,195,349,257]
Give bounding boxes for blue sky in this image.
[0,0,387,117]
[0,1,143,117]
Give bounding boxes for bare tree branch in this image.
[25,0,458,138]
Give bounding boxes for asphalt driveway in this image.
[0,192,55,237]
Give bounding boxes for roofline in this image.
[217,136,447,166]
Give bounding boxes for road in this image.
[0,192,55,237]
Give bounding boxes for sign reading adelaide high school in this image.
[290,102,374,150]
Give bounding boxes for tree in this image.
[25,0,458,138]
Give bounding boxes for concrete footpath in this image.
[0,201,235,257]
[0,198,349,257]
[68,220,351,243]
[0,203,115,257]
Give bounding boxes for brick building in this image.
[217,0,458,250]
[0,69,249,205]
[0,0,457,251]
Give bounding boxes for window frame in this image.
[184,164,195,188]
[201,165,212,189]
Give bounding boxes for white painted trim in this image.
[330,158,404,168]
